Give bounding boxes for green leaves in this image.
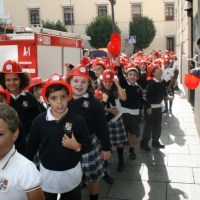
[129,16,156,49]
[85,16,121,48]
[42,20,67,32]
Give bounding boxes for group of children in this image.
[0,48,178,200]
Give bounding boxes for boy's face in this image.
[152,67,162,79]
[0,94,7,104]
[139,64,146,71]
[70,76,89,98]
[163,62,170,69]
[93,64,105,78]
[126,71,139,85]
[5,73,20,94]
[47,89,69,118]
[0,118,19,161]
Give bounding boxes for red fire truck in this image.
[0,27,90,79]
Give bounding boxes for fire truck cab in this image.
[0,27,91,79]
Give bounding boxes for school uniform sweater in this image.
[68,96,111,151]
[25,110,92,171]
[146,78,167,105]
[137,71,150,90]
[10,92,41,135]
[116,66,151,110]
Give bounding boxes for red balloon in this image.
[184,73,199,90]
[107,33,121,58]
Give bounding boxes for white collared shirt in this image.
[10,90,26,99]
[0,146,41,200]
[162,67,174,82]
[46,107,68,121]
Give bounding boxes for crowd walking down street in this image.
[82,84,200,200]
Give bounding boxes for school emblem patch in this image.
[22,101,28,107]
[64,122,73,131]
[0,178,9,193]
[82,100,89,108]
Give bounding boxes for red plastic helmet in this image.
[0,85,10,104]
[125,62,136,70]
[172,55,177,60]
[93,59,107,69]
[42,73,72,102]
[68,64,92,80]
[184,73,199,90]
[163,56,170,63]
[94,89,103,99]
[165,50,169,54]
[154,58,163,66]
[152,51,160,58]
[147,63,160,76]
[1,60,22,73]
[27,77,45,91]
[169,51,175,55]
[100,69,115,81]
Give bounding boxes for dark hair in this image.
[99,81,118,99]
[66,77,94,96]
[197,38,200,45]
[0,104,19,133]
[83,49,89,56]
[29,84,43,95]
[45,84,70,100]
[0,72,30,90]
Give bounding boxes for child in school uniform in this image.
[25,73,92,200]
[27,77,47,112]
[0,85,26,155]
[66,65,112,200]
[0,104,45,200]
[116,57,151,160]
[140,63,167,151]
[0,60,41,140]
[162,56,174,114]
[98,69,128,172]
[172,55,179,90]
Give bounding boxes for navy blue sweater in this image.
[146,79,167,104]
[25,110,92,171]
[10,92,41,135]
[117,66,151,109]
[68,96,111,151]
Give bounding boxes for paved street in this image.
[82,84,200,200]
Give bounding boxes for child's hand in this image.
[190,69,195,74]
[147,107,152,115]
[103,93,108,102]
[168,96,174,100]
[111,107,119,116]
[101,151,111,161]
[113,76,120,86]
[62,133,79,151]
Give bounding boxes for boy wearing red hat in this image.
[25,73,92,200]
[140,64,167,151]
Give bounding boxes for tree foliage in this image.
[129,16,156,50]
[0,20,13,33]
[85,15,121,48]
[42,19,67,32]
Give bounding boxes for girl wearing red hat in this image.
[27,77,47,112]
[67,64,112,200]
[98,69,127,172]
[0,60,41,140]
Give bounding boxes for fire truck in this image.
[0,26,91,79]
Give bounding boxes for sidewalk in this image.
[82,84,200,200]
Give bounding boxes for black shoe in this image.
[81,182,87,189]
[174,86,179,91]
[117,162,124,172]
[140,144,151,151]
[129,152,136,160]
[152,142,165,149]
[103,173,114,184]
[162,109,168,113]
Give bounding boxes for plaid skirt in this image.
[81,134,105,184]
[108,117,128,145]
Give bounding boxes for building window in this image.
[166,37,174,51]
[64,7,74,25]
[98,6,107,17]
[165,4,174,21]
[132,5,141,21]
[30,10,40,24]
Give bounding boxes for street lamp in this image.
[109,0,116,33]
